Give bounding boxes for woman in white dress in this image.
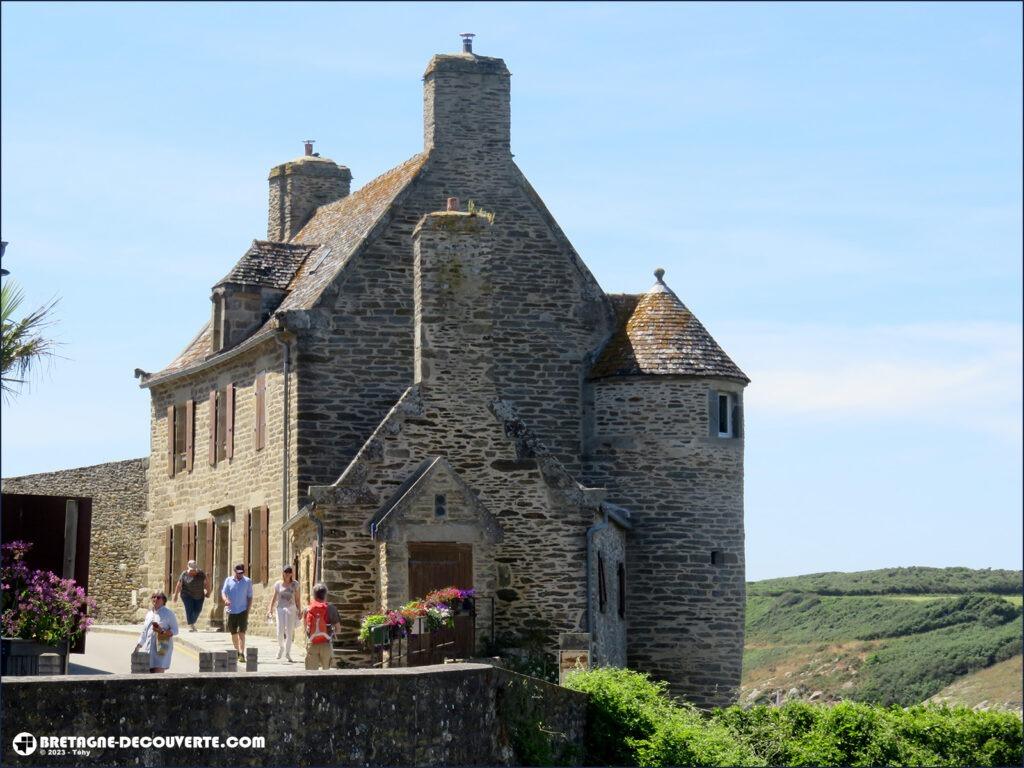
[267,566,301,661]
[135,591,179,672]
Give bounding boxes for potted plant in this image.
[1,541,95,675]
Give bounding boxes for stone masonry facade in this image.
[17,40,749,708]
[1,458,149,623]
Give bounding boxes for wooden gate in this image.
[407,542,473,665]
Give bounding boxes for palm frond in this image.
[1,280,62,398]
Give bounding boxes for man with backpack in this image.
[303,582,341,670]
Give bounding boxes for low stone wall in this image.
[2,458,149,624]
[1,663,586,766]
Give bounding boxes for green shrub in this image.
[565,668,1023,767]
[634,708,761,767]
[563,666,673,765]
[712,701,1024,767]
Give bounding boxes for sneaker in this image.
[237,651,245,662]
[286,656,293,663]
[189,625,197,633]
[276,650,282,660]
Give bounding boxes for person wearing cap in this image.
[221,564,253,662]
[135,591,178,672]
[172,559,210,632]
[267,565,301,661]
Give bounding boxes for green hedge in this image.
[564,667,1023,767]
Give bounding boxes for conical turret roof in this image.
[589,270,749,382]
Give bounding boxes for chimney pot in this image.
[447,197,460,212]
[460,32,475,53]
[303,139,315,157]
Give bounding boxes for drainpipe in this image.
[585,509,610,633]
[275,334,292,569]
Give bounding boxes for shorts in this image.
[226,610,249,634]
[305,641,334,670]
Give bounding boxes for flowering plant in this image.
[358,613,390,643]
[360,585,475,644]
[1,541,96,646]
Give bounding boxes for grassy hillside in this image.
[928,655,1023,711]
[748,567,1022,597]
[742,568,1023,709]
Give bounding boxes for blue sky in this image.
[2,2,1021,581]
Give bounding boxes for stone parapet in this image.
[1,663,586,766]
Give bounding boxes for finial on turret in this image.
[460,32,475,53]
[654,267,666,283]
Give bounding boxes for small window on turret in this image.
[718,393,733,437]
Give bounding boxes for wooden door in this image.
[407,542,473,665]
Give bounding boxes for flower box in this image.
[0,637,69,676]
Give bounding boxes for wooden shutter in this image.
[165,526,173,593]
[185,399,195,472]
[260,505,270,586]
[243,510,251,577]
[225,384,235,459]
[203,520,215,575]
[178,523,189,577]
[707,389,719,437]
[166,405,176,478]
[254,373,266,451]
[732,400,743,440]
[208,390,217,465]
[597,553,607,613]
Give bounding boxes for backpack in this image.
[305,600,332,645]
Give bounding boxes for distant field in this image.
[743,567,1024,709]
[748,566,1023,597]
[883,594,1023,605]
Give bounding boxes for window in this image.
[209,384,234,465]
[617,562,626,620]
[167,400,194,477]
[718,393,732,437]
[434,494,447,517]
[597,553,608,613]
[245,506,270,585]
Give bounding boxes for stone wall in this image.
[584,376,746,708]
[144,340,298,637]
[1,664,586,766]
[590,521,627,667]
[1,458,148,624]
[292,55,612,505]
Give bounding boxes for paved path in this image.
[88,622,306,674]
[72,630,196,674]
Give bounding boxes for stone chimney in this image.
[423,40,511,156]
[267,146,352,242]
[413,206,495,397]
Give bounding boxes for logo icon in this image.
[12,733,37,756]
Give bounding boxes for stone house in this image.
[131,41,749,707]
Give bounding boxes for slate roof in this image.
[589,274,749,382]
[146,153,427,383]
[214,240,317,290]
